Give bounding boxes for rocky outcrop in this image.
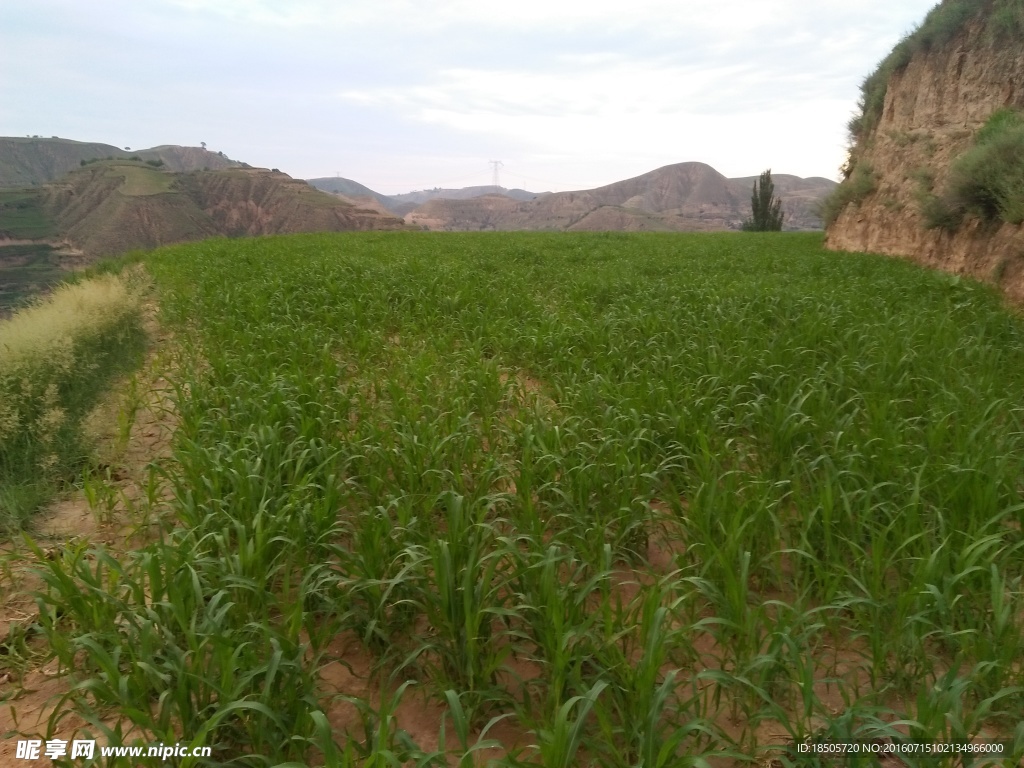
[825,5,1024,302]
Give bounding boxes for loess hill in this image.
[310,164,836,232]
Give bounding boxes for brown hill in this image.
[135,145,241,173]
[0,137,242,188]
[319,192,403,220]
[387,185,539,211]
[824,0,1024,302]
[405,194,522,231]
[305,177,401,213]
[405,163,834,232]
[43,164,219,256]
[2,162,407,258]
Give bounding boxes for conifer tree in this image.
[742,169,785,231]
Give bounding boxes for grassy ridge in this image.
[27,232,1024,765]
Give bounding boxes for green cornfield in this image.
[19,231,1024,765]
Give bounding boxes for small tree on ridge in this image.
[742,168,784,231]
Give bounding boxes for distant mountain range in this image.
[309,164,837,231]
[306,179,540,217]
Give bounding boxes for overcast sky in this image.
[2,0,938,195]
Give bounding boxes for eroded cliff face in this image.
[825,18,1024,302]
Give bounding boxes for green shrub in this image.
[946,108,1024,225]
[910,166,962,230]
[917,191,963,230]
[914,0,978,51]
[821,164,877,226]
[850,41,909,142]
[909,166,935,190]
[974,106,1024,144]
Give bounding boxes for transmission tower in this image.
[489,160,504,189]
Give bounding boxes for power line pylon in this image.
[489,160,504,189]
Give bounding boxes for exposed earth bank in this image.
[825,6,1024,302]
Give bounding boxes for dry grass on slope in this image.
[0,267,149,533]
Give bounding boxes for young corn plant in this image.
[413,492,518,717]
[507,541,608,721]
[337,501,427,655]
[593,581,715,768]
[526,681,607,768]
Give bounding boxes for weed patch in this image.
[947,108,1024,226]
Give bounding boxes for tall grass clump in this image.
[987,0,1024,39]
[0,268,148,533]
